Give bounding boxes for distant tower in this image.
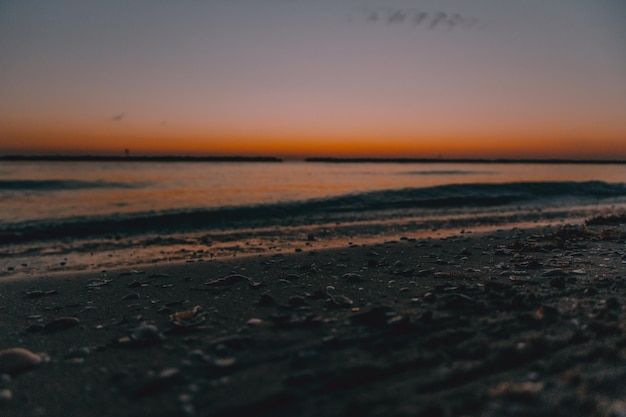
[124,149,130,158]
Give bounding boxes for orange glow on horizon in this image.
[1,114,626,160]
[2,122,625,160]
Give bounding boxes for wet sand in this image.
[1,219,625,417]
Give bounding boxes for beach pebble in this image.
[213,357,237,369]
[132,323,161,341]
[187,349,211,363]
[550,277,566,288]
[132,368,181,399]
[351,306,396,327]
[43,317,80,333]
[122,293,141,300]
[205,274,262,287]
[66,347,91,359]
[606,400,626,417]
[489,381,545,398]
[257,293,276,307]
[79,305,98,314]
[86,279,112,288]
[166,299,190,308]
[0,348,42,376]
[342,273,364,282]
[170,306,206,329]
[270,312,323,328]
[606,297,621,310]
[542,268,567,277]
[115,323,163,347]
[158,307,172,314]
[0,389,12,405]
[284,274,303,281]
[444,294,475,310]
[118,270,145,277]
[24,289,58,299]
[288,296,308,307]
[534,305,559,321]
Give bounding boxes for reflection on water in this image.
[1,160,626,277]
[2,161,626,223]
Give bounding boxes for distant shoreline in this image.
[2,155,626,164]
[0,155,283,163]
[305,157,626,164]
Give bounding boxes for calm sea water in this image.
[2,161,626,223]
[1,161,626,275]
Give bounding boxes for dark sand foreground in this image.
[1,219,626,417]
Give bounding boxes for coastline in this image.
[3,155,626,164]
[1,218,626,416]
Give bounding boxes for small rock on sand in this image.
[0,348,42,376]
[0,389,12,405]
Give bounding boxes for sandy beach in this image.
[1,215,625,417]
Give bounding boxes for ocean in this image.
[2,160,626,276]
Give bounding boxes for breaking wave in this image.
[1,181,625,244]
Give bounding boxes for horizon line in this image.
[2,154,626,164]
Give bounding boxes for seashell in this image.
[213,357,236,368]
[0,348,42,376]
[284,273,303,281]
[170,306,205,329]
[86,279,112,288]
[246,318,263,326]
[325,286,354,308]
[24,289,58,299]
[342,273,364,282]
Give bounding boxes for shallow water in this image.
[1,161,625,276]
[2,161,626,223]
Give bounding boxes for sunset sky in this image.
[1,0,625,159]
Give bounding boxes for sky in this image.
[1,0,625,159]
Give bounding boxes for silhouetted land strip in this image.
[0,155,283,162]
[306,157,626,164]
